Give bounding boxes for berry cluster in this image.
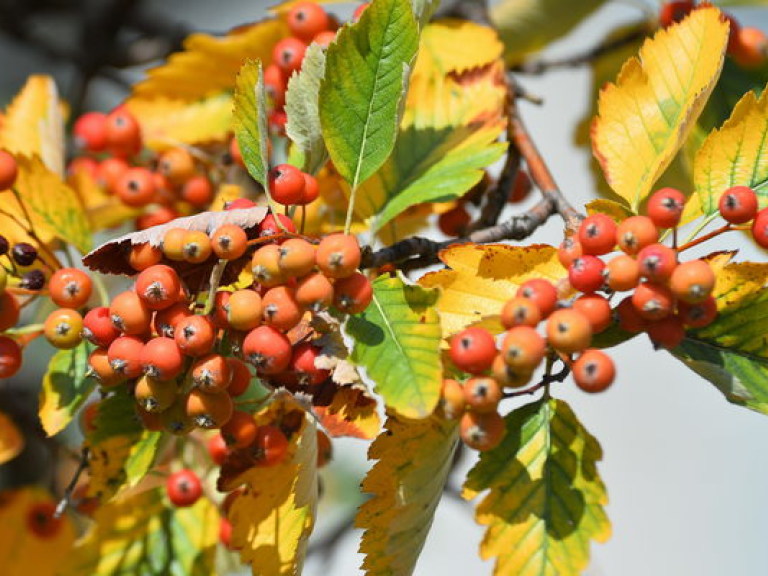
[659,2,767,68]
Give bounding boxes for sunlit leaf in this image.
[0,412,23,464]
[591,7,729,211]
[412,19,503,78]
[695,83,768,214]
[68,169,139,231]
[38,342,94,437]
[285,43,328,174]
[63,488,217,576]
[357,413,459,574]
[491,0,606,65]
[0,75,64,176]
[463,398,610,576]
[345,275,443,419]
[319,0,419,190]
[0,487,76,576]
[419,244,565,338]
[233,60,270,191]
[312,385,381,439]
[585,198,634,221]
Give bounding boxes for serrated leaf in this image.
[221,394,317,575]
[413,19,503,78]
[127,94,233,151]
[124,431,163,488]
[463,398,610,576]
[418,244,565,338]
[133,19,288,101]
[0,75,64,176]
[345,275,443,419]
[312,385,381,439]
[591,7,729,211]
[671,254,768,414]
[285,44,328,174]
[38,342,94,437]
[491,0,606,65]
[0,487,76,576]
[0,411,23,464]
[63,488,218,576]
[234,60,270,190]
[319,0,419,190]
[695,84,768,214]
[356,413,459,575]
[585,198,634,221]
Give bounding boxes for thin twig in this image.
[54,446,90,518]
[503,363,570,399]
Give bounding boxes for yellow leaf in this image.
[210,183,245,211]
[585,198,634,222]
[356,413,459,575]
[313,385,381,440]
[0,412,23,464]
[0,75,64,176]
[63,487,218,575]
[418,244,565,338]
[694,86,768,214]
[68,169,139,230]
[126,94,233,151]
[221,393,317,575]
[0,486,76,576]
[413,20,503,79]
[133,19,289,101]
[591,7,729,211]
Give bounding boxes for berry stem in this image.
[202,259,228,315]
[54,446,90,519]
[502,361,570,399]
[344,185,357,236]
[677,223,734,252]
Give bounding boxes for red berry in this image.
[500,297,541,329]
[49,267,93,309]
[289,342,329,385]
[731,26,768,68]
[105,106,142,158]
[658,1,693,28]
[166,469,202,507]
[140,337,184,380]
[616,296,648,333]
[0,150,17,190]
[449,327,497,374]
[719,185,758,224]
[108,335,145,378]
[616,215,658,255]
[207,434,229,465]
[258,213,297,238]
[568,256,606,294]
[225,198,256,211]
[557,238,583,269]
[677,297,718,328]
[26,501,63,539]
[578,213,617,255]
[287,1,331,43]
[255,425,289,466]
[606,254,641,292]
[516,279,558,318]
[0,336,22,379]
[333,272,373,314]
[632,282,674,321]
[572,294,612,334]
[242,326,292,374]
[752,207,768,248]
[438,205,470,236]
[269,164,306,206]
[114,167,156,207]
[272,37,307,75]
[646,188,685,228]
[463,377,502,413]
[73,112,108,152]
[572,349,615,393]
[135,264,181,311]
[647,315,686,349]
[174,315,216,357]
[460,411,505,452]
[637,243,677,282]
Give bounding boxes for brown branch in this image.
[502,363,570,399]
[54,446,90,518]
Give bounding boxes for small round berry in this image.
[516,279,558,318]
[491,355,533,389]
[287,1,331,43]
[129,243,163,271]
[546,309,592,354]
[719,185,758,224]
[752,207,768,248]
[182,230,213,264]
[87,348,125,388]
[439,378,466,420]
[278,238,316,278]
[166,469,203,507]
[114,167,156,207]
[450,327,497,374]
[616,296,648,333]
[616,215,658,255]
[298,172,320,205]
[227,358,252,397]
[557,237,583,269]
[606,254,641,292]
[262,285,303,331]
[460,411,505,452]
[631,282,674,320]
[255,425,289,466]
[181,176,214,207]
[44,308,84,349]
[49,267,92,308]
[26,501,63,539]
[0,336,22,378]
[162,228,188,261]
[12,243,37,266]
[646,315,686,349]
[568,256,606,294]
[252,244,289,287]
[636,243,678,282]
[135,374,177,413]
[211,224,248,260]
[207,434,229,465]
[677,297,718,328]
[264,63,288,108]
[500,297,541,329]
[646,187,685,228]
[438,205,470,236]
[0,290,20,331]
[272,37,307,75]
[572,349,615,393]
[225,198,255,211]
[0,150,18,190]
[669,259,715,304]
[73,112,108,152]
[153,302,192,338]
[174,315,216,357]
[186,388,234,429]
[135,264,181,310]
[731,26,768,68]
[463,377,502,414]
[295,272,334,310]
[578,213,617,255]
[19,269,45,291]
[227,289,263,331]
[140,337,184,380]
[108,335,145,378]
[242,326,292,374]
[110,290,152,335]
[290,342,329,385]
[97,157,129,191]
[221,410,258,449]
[500,326,546,370]
[191,353,232,391]
[313,30,336,48]
[83,307,121,347]
[258,213,297,237]
[658,1,693,28]
[572,294,612,334]
[316,234,361,279]
[333,272,373,314]
[158,147,196,185]
[105,106,142,158]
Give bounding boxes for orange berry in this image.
[227,289,263,331]
[501,325,546,370]
[181,176,214,207]
[516,279,558,318]
[207,433,229,465]
[500,297,541,329]
[632,282,674,321]
[128,243,163,271]
[158,147,196,185]
[105,107,142,157]
[463,376,503,414]
[135,374,178,413]
[637,243,678,282]
[578,213,617,255]
[140,336,184,380]
[73,112,108,153]
[669,259,715,304]
[572,349,615,393]
[491,355,533,389]
[110,290,152,335]
[175,315,216,357]
[255,424,290,466]
[295,272,334,310]
[108,335,146,378]
[48,267,92,308]
[211,224,248,260]
[220,410,258,448]
[313,30,336,49]
[272,37,307,75]
[0,150,17,190]
[439,378,466,420]
[242,325,292,374]
[191,353,231,391]
[287,1,331,43]
[135,264,181,310]
[460,410,505,451]
[252,244,289,287]
[262,285,303,331]
[606,254,640,291]
[44,308,84,349]
[162,228,188,261]
[572,294,612,334]
[114,167,156,207]
[0,336,22,378]
[332,272,373,314]
[97,157,129,191]
[88,348,125,388]
[316,234,361,279]
[182,230,212,264]
[616,215,658,255]
[153,301,193,338]
[546,309,592,354]
[278,238,316,278]
[557,237,583,269]
[186,388,234,429]
[227,358,252,397]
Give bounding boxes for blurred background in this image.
[1,1,768,575]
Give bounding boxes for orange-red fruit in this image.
[252,244,288,287]
[606,254,641,292]
[316,234,361,278]
[207,434,229,465]
[646,315,686,349]
[460,410,505,452]
[262,285,303,331]
[49,267,93,309]
[752,208,768,248]
[572,349,616,393]
[0,291,20,332]
[97,157,129,191]
[438,205,470,236]
[272,37,307,75]
[463,377,503,414]
[227,289,264,331]
[632,282,674,321]
[637,243,678,282]
[333,272,373,314]
[181,176,214,207]
[220,410,258,449]
[646,188,685,229]
[299,172,320,205]
[110,290,152,335]
[26,501,63,539]
[578,213,617,255]
[211,224,248,260]
[158,147,196,185]
[108,335,146,378]
[669,259,715,304]
[255,425,289,466]
[0,336,22,378]
[718,185,758,224]
[290,342,329,385]
[500,297,541,329]
[136,264,181,310]
[186,388,234,429]
[104,107,142,157]
[658,1,693,28]
[166,469,202,507]
[264,63,287,108]
[174,315,216,357]
[114,167,156,207]
[287,1,331,42]
[44,308,84,349]
[568,256,606,294]
[258,212,297,237]
[242,326,292,374]
[295,272,334,310]
[440,378,466,420]
[516,279,558,318]
[616,296,648,333]
[154,302,192,338]
[136,206,179,230]
[557,238,583,269]
[140,337,184,380]
[73,111,108,152]
[191,353,231,390]
[491,355,533,388]
[501,326,546,370]
[572,294,612,334]
[546,308,593,354]
[182,230,212,264]
[162,228,188,261]
[616,215,658,255]
[731,26,768,68]
[227,358,252,397]
[88,348,125,388]
[278,238,316,277]
[449,327,497,374]
[129,243,163,271]
[0,150,18,190]
[135,374,177,413]
[313,30,336,49]
[677,297,718,328]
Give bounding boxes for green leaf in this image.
[345,274,442,419]
[124,431,163,488]
[285,44,328,175]
[362,121,507,232]
[319,0,419,190]
[38,342,94,436]
[463,398,611,575]
[233,59,270,190]
[89,387,143,445]
[357,413,459,574]
[491,0,607,65]
[63,488,218,576]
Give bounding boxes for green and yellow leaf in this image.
[38,342,94,437]
[345,275,443,419]
[418,244,565,338]
[463,398,610,576]
[233,59,270,191]
[591,7,729,211]
[0,412,23,465]
[357,413,459,574]
[63,487,218,576]
[312,385,381,440]
[413,19,503,78]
